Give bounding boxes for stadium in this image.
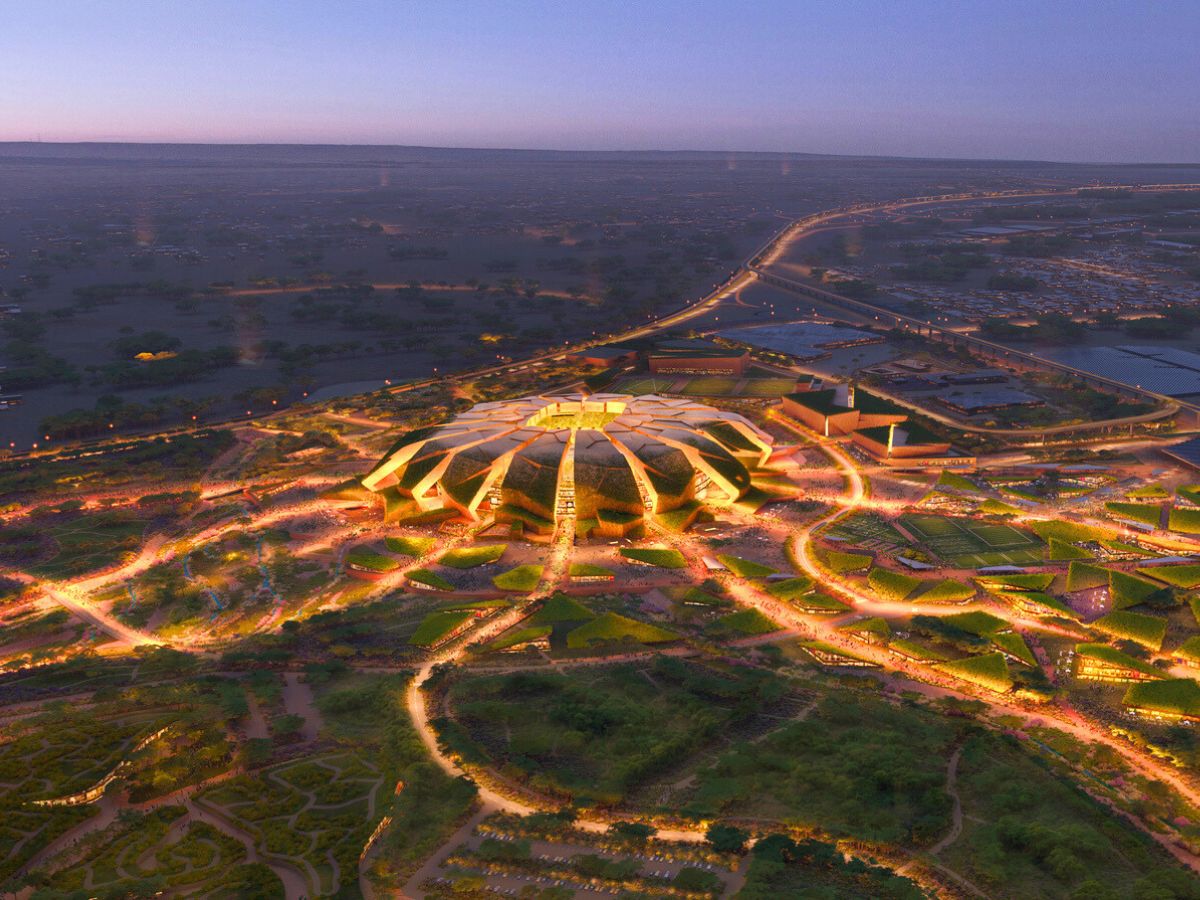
[361,393,783,538]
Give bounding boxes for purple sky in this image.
[2,0,1197,162]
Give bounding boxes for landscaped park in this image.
[5,203,1200,899]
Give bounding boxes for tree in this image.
[706,823,750,854]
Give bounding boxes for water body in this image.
[1041,345,1200,397]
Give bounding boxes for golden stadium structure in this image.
[361,394,784,538]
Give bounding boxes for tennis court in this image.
[901,513,1043,568]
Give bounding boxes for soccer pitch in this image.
[613,376,681,395]
[900,514,1044,568]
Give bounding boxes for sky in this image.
[1,0,1197,162]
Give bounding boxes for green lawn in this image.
[406,568,455,591]
[1047,537,1091,561]
[739,377,802,397]
[1168,507,1200,535]
[937,653,1013,692]
[613,376,680,395]
[913,578,976,604]
[1091,610,1167,651]
[566,612,679,649]
[346,550,400,573]
[409,610,473,647]
[26,511,147,579]
[717,554,778,578]
[439,544,507,568]
[619,547,687,568]
[1138,564,1200,589]
[680,376,740,396]
[867,568,922,601]
[976,572,1055,592]
[765,576,815,601]
[384,535,435,557]
[485,625,553,652]
[526,593,594,625]
[1105,502,1162,528]
[707,608,781,637]
[821,549,873,574]
[491,564,543,592]
[569,562,615,579]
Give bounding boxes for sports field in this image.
[739,377,801,397]
[900,514,1043,568]
[613,376,680,395]
[828,512,905,546]
[680,376,741,396]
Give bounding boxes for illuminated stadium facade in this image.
[362,394,780,538]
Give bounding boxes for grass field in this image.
[900,514,1043,568]
[613,376,680,396]
[680,376,740,396]
[740,377,801,397]
[439,544,507,568]
[707,608,781,637]
[1169,507,1200,535]
[447,661,784,805]
[684,691,957,845]
[827,512,905,546]
[566,612,678,649]
[491,564,543,592]
[409,610,474,647]
[26,511,147,579]
[620,547,687,568]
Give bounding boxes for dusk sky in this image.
[3,0,1197,162]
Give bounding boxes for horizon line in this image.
[2,139,1199,169]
